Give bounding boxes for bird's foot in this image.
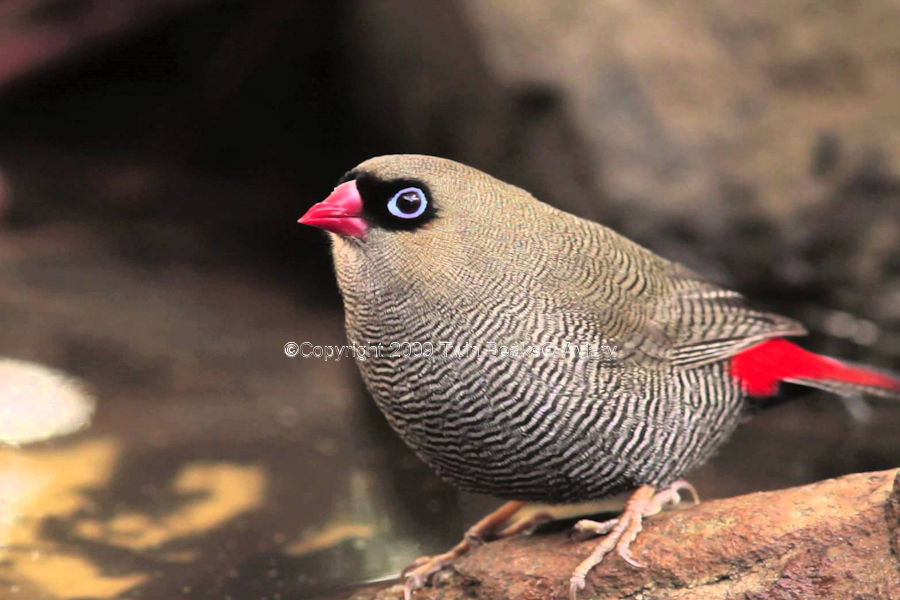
[401,545,468,600]
[400,500,526,599]
[651,479,699,510]
[568,480,699,600]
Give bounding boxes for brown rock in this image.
[347,469,900,599]
[887,470,900,564]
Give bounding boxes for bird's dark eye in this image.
[352,174,435,231]
[387,187,428,219]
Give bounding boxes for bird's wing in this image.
[652,263,807,369]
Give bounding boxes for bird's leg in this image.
[568,480,699,600]
[402,500,526,600]
[495,509,555,538]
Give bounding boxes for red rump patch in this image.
[730,338,900,397]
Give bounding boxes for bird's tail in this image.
[730,338,900,399]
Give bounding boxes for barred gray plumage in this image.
[299,154,900,599]
[328,155,796,502]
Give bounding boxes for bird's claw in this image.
[568,483,690,599]
[618,546,644,569]
[568,575,585,600]
[398,500,529,598]
[402,556,446,600]
[399,555,431,578]
[570,517,618,541]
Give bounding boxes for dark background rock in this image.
[344,0,900,359]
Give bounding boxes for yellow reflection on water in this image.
[0,438,140,598]
[74,462,266,553]
[1,439,269,598]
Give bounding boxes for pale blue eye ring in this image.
[387,187,428,219]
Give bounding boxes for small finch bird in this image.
[299,155,900,599]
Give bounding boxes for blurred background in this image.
[1,1,900,599]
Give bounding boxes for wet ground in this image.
[2,197,900,600]
[0,213,479,599]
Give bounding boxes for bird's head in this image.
[299,154,536,251]
[299,154,561,305]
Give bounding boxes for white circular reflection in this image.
[0,359,95,446]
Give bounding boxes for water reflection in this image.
[0,359,94,445]
[0,224,477,599]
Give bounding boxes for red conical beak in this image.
[299,180,368,238]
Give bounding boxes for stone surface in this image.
[348,469,900,600]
